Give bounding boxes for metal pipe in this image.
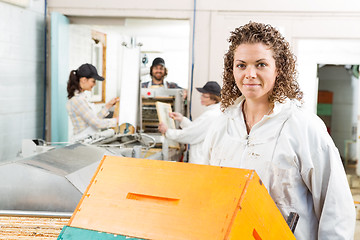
[0,210,72,218]
[42,0,47,140]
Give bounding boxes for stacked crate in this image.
[317,90,333,134]
[57,156,295,240]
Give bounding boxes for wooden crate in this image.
[317,90,333,104]
[59,156,295,240]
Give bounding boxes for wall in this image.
[318,65,358,158]
[0,0,45,162]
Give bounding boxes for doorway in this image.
[317,64,359,170]
[63,17,190,141]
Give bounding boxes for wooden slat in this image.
[0,216,69,239]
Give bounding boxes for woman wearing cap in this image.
[202,22,355,239]
[66,63,119,141]
[158,81,222,164]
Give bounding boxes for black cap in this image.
[151,57,165,67]
[196,81,221,96]
[77,63,104,81]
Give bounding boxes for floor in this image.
[347,164,360,239]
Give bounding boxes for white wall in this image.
[0,0,45,162]
[68,25,92,70]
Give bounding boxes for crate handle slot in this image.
[126,192,180,206]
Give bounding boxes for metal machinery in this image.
[140,88,187,162]
[0,130,160,216]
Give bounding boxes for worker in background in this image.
[201,22,355,239]
[66,63,119,142]
[158,81,222,164]
[141,57,182,89]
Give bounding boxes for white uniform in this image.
[202,96,355,240]
[165,103,221,164]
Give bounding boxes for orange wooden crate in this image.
[317,90,333,104]
[67,156,295,240]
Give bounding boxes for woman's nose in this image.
[245,66,256,79]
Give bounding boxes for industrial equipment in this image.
[140,88,186,132]
[0,131,158,215]
[140,88,187,161]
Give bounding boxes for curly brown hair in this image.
[221,21,303,111]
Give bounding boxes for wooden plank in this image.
[91,30,107,104]
[156,101,179,148]
[0,216,69,239]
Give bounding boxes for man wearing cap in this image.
[158,81,222,164]
[141,57,182,89]
[66,63,119,141]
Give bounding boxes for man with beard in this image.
[141,57,182,89]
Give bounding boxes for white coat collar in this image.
[206,102,220,111]
[224,95,293,119]
[223,96,294,146]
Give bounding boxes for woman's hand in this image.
[169,112,183,122]
[158,122,168,134]
[105,97,119,109]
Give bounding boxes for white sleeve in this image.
[301,120,356,239]
[165,111,218,145]
[179,117,192,128]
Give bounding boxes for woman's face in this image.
[233,43,277,103]
[80,77,96,92]
[200,93,216,106]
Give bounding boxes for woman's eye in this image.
[236,64,246,69]
[257,63,266,67]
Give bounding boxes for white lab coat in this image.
[202,96,355,240]
[165,103,221,164]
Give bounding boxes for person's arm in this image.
[96,97,119,119]
[165,111,216,145]
[168,112,192,128]
[73,97,117,129]
[301,119,355,239]
[199,120,221,166]
[179,116,192,128]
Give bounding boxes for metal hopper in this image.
[0,143,108,214]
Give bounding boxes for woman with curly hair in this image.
[202,22,355,239]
